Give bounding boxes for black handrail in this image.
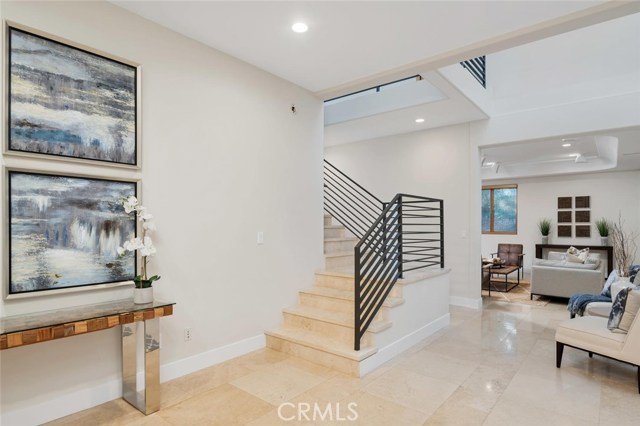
[323,161,444,351]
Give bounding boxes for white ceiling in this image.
[480,128,640,180]
[113,0,607,94]
[111,1,640,177]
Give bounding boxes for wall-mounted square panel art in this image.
[575,210,591,223]
[7,170,137,297]
[558,211,572,223]
[7,24,139,167]
[575,196,590,209]
[558,225,572,238]
[576,225,591,238]
[558,197,572,209]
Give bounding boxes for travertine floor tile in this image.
[231,361,327,405]
[364,367,458,415]
[422,397,489,426]
[44,399,142,426]
[157,383,273,426]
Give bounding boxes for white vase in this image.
[541,236,549,244]
[600,237,608,246]
[133,287,153,304]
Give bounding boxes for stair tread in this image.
[283,305,391,332]
[300,286,404,307]
[316,269,439,286]
[324,237,358,243]
[323,251,354,259]
[324,224,344,230]
[265,326,377,361]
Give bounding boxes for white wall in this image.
[0,1,324,424]
[481,171,640,274]
[325,123,482,309]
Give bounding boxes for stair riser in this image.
[324,215,332,226]
[314,275,403,298]
[282,312,374,347]
[325,255,354,270]
[324,227,345,239]
[299,292,389,320]
[266,335,360,376]
[324,240,357,254]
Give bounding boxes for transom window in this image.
[482,185,517,234]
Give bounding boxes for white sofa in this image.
[530,251,605,299]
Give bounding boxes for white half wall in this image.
[481,171,640,274]
[0,1,324,424]
[325,123,482,308]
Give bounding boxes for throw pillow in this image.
[566,247,589,263]
[618,290,640,332]
[608,285,640,333]
[630,264,640,283]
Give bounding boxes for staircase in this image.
[265,214,404,375]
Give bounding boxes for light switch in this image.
[257,231,264,244]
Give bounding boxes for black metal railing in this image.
[324,160,384,239]
[323,161,444,350]
[460,56,486,88]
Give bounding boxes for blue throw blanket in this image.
[568,293,611,317]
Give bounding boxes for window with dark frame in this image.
[482,185,518,234]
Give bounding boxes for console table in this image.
[535,244,613,276]
[0,299,175,415]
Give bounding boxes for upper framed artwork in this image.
[5,22,141,167]
[5,169,139,298]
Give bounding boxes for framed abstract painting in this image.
[5,23,140,167]
[6,170,138,298]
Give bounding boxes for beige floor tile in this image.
[169,358,253,396]
[397,349,478,385]
[338,390,429,426]
[483,393,598,426]
[598,381,640,426]
[499,372,601,423]
[230,360,327,405]
[157,383,273,426]
[229,348,291,372]
[451,365,517,413]
[44,399,143,426]
[423,397,489,426]
[364,367,459,415]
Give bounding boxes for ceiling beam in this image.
[316,1,640,101]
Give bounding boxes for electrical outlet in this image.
[257,231,264,245]
[184,328,192,342]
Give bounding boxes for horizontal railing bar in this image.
[324,177,382,219]
[324,173,383,214]
[324,161,384,205]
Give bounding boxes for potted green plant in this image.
[595,218,610,246]
[538,219,552,244]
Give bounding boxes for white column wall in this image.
[0,2,324,424]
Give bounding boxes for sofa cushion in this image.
[534,259,599,270]
[584,302,612,318]
[556,316,625,359]
[619,290,640,333]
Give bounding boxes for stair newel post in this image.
[354,245,361,351]
[439,199,445,268]
[397,197,403,279]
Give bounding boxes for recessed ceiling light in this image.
[562,143,572,147]
[485,162,495,166]
[415,118,425,123]
[291,22,308,33]
[562,138,576,142]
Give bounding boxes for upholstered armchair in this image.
[556,312,640,393]
[492,244,525,281]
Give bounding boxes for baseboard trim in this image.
[1,334,266,426]
[359,313,450,377]
[160,334,265,382]
[449,296,483,310]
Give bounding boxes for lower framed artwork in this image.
[4,168,139,299]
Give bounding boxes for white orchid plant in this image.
[117,196,160,288]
